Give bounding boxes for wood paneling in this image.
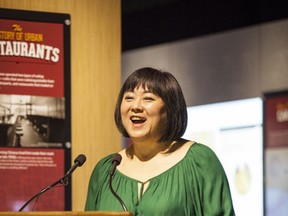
[0,0,121,211]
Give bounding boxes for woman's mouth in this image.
[130,116,146,124]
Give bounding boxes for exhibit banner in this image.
[264,91,288,148]
[0,19,64,97]
[264,90,288,216]
[0,8,71,211]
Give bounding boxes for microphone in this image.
[65,154,86,177]
[109,153,128,211]
[18,154,86,212]
[110,153,122,175]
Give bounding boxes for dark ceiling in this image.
[122,0,288,51]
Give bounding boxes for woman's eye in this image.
[124,96,133,100]
[144,97,154,101]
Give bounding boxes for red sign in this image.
[0,19,64,97]
[0,9,70,211]
[0,148,65,211]
[265,94,288,148]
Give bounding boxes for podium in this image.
[0,212,132,216]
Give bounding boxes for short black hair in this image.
[114,67,187,142]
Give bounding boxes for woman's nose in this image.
[131,99,143,112]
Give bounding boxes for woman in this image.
[85,67,235,215]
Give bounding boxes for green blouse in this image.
[85,143,235,216]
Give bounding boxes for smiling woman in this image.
[115,67,187,144]
[120,86,166,152]
[85,67,236,216]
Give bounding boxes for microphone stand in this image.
[109,154,128,211]
[109,172,128,211]
[18,154,86,212]
[18,172,71,212]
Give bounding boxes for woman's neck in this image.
[127,139,173,161]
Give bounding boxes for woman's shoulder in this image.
[189,142,218,157]
[98,154,114,164]
[91,154,114,174]
[186,142,225,169]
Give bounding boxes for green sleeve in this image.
[85,154,112,211]
[191,144,235,216]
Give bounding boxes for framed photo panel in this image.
[0,8,71,211]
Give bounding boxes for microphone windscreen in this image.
[74,154,86,166]
[112,153,122,165]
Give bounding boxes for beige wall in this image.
[0,0,121,211]
[122,19,288,106]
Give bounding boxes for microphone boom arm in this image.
[109,154,128,211]
[109,172,128,211]
[18,174,68,212]
[18,154,86,212]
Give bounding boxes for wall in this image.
[122,19,288,106]
[0,0,121,211]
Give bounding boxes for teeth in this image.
[131,117,144,120]
[130,116,146,122]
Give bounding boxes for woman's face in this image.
[120,85,166,142]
